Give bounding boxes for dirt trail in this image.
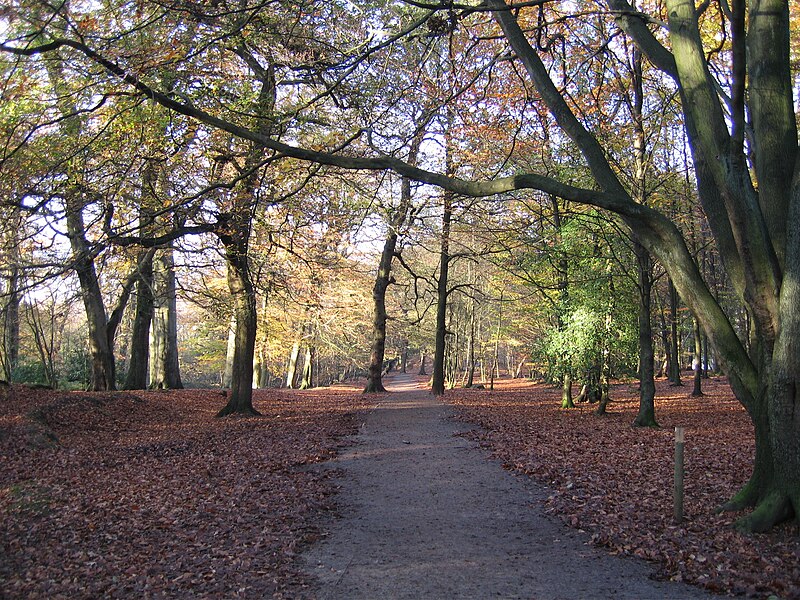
[301,373,714,599]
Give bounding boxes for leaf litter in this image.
[448,376,799,599]
[0,383,371,599]
[2,376,798,599]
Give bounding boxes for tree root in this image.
[216,404,262,418]
[363,382,387,393]
[717,478,760,513]
[734,491,794,534]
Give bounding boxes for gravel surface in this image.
[301,373,716,599]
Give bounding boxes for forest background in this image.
[1,0,799,534]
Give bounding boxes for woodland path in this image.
[301,373,715,599]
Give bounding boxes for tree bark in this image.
[123,249,154,389]
[216,228,259,416]
[223,313,236,388]
[0,254,20,382]
[299,345,314,389]
[149,247,183,389]
[633,239,658,426]
[667,278,683,386]
[691,316,704,397]
[66,202,117,391]
[365,123,425,393]
[285,336,301,389]
[431,187,453,396]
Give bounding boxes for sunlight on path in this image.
[302,375,715,599]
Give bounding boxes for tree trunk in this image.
[149,247,183,389]
[365,126,424,393]
[364,228,396,392]
[66,202,116,391]
[431,181,453,396]
[217,237,259,416]
[418,348,427,376]
[299,345,314,389]
[0,259,19,382]
[633,239,658,426]
[595,263,614,415]
[223,313,236,388]
[691,316,704,397]
[668,278,683,386]
[123,250,154,389]
[285,337,301,389]
[561,371,574,409]
[465,306,476,388]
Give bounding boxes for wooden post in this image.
[674,426,685,523]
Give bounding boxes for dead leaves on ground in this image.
[0,384,371,599]
[3,377,798,598]
[449,377,799,598]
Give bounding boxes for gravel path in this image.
[301,373,715,599]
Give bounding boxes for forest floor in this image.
[1,374,798,598]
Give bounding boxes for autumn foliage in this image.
[2,378,799,598]
[0,384,371,598]
[449,377,800,598]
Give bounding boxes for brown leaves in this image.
[449,377,800,598]
[0,383,370,598]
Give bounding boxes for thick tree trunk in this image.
[365,127,423,393]
[217,241,259,416]
[67,203,116,391]
[364,236,394,392]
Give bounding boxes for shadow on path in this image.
[301,373,715,599]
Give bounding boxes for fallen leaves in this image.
[449,377,800,598]
[0,383,371,598]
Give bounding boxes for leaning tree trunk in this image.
[364,225,399,392]
[285,335,301,389]
[66,202,117,391]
